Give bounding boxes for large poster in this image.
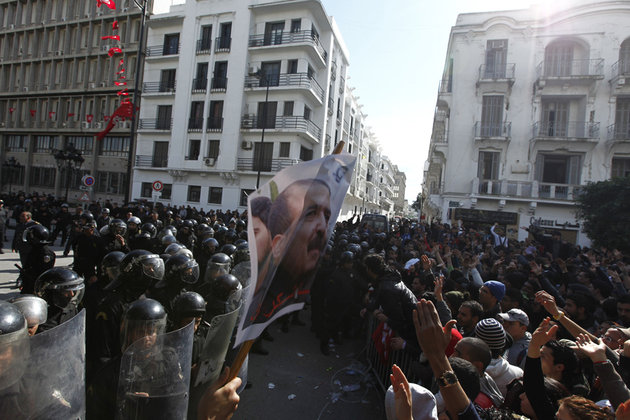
[235,154,356,345]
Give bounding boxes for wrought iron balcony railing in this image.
[196,39,212,54]
[532,121,600,139]
[139,118,172,130]
[135,155,168,168]
[607,123,630,141]
[192,78,208,93]
[206,117,223,132]
[478,63,515,80]
[145,43,180,57]
[211,77,228,91]
[188,117,204,132]
[240,115,321,139]
[236,157,301,172]
[248,30,327,61]
[142,81,176,93]
[536,58,604,78]
[244,73,323,100]
[473,121,512,138]
[215,37,231,52]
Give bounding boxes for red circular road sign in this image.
[82,175,95,186]
[152,180,164,192]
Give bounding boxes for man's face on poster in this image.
[253,215,271,264]
[275,182,331,277]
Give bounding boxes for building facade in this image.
[0,0,149,203]
[423,1,630,246]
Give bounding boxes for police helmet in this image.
[202,237,219,253]
[234,243,250,265]
[224,229,238,244]
[35,267,85,309]
[107,249,164,293]
[140,223,157,239]
[197,225,214,240]
[127,216,141,226]
[161,234,178,248]
[102,208,110,215]
[172,292,206,320]
[120,298,166,351]
[204,253,231,283]
[79,212,94,224]
[109,219,127,236]
[164,243,184,256]
[0,301,29,390]
[155,254,200,289]
[348,243,362,255]
[101,251,125,282]
[22,224,50,245]
[9,295,48,330]
[340,251,354,264]
[220,244,237,258]
[204,273,242,320]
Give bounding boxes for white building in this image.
[423,1,630,246]
[132,0,351,209]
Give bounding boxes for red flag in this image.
[114,81,127,86]
[86,114,93,123]
[104,115,111,121]
[101,35,121,41]
[96,101,134,141]
[9,107,15,114]
[68,113,75,117]
[97,0,116,10]
[112,21,119,30]
[108,47,123,57]
[48,111,55,119]
[30,109,36,117]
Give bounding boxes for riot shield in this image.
[194,302,242,387]
[231,261,251,288]
[116,321,194,420]
[14,310,86,419]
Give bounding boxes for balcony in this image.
[196,39,212,54]
[248,30,327,62]
[145,44,180,57]
[473,121,511,139]
[244,73,324,101]
[531,121,600,141]
[206,117,223,132]
[211,77,228,92]
[188,118,203,132]
[215,37,231,52]
[473,178,581,201]
[142,81,176,93]
[438,78,452,94]
[135,155,168,168]
[240,115,321,141]
[139,118,172,130]
[610,60,630,86]
[607,124,630,142]
[536,58,604,86]
[237,158,301,172]
[478,64,515,82]
[192,78,207,93]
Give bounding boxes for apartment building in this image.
[132,0,347,208]
[423,1,630,246]
[0,0,148,202]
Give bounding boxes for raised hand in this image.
[575,333,607,363]
[413,299,457,358]
[535,290,560,318]
[528,317,558,358]
[390,364,413,420]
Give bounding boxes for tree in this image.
[575,177,630,252]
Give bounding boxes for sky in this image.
[152,0,569,202]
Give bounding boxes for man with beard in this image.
[246,179,331,325]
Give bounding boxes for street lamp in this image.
[2,157,23,195]
[53,143,84,202]
[249,69,271,189]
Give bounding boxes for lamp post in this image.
[250,69,271,189]
[3,157,23,195]
[53,144,84,202]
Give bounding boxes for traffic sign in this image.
[82,175,95,187]
[152,180,164,192]
[79,186,93,191]
[79,192,90,202]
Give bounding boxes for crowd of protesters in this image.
[314,215,630,419]
[2,188,630,419]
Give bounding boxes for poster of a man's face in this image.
[235,155,355,345]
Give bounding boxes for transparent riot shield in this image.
[194,302,242,387]
[17,310,86,419]
[231,261,251,288]
[116,321,194,420]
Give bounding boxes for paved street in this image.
[0,227,385,419]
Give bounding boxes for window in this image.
[612,158,630,178]
[160,69,176,91]
[303,105,311,121]
[193,63,208,91]
[541,100,569,137]
[163,33,180,55]
[480,96,503,136]
[141,182,152,198]
[535,154,582,184]
[212,61,228,90]
[207,140,220,159]
[208,101,224,131]
[153,142,168,167]
[217,22,231,50]
[30,167,56,187]
[187,140,201,160]
[284,101,294,116]
[6,135,27,152]
[257,101,277,128]
[311,24,319,40]
[66,136,94,153]
[300,146,313,161]
[253,143,273,171]
[478,151,500,180]
[35,136,59,153]
[161,183,172,200]
[99,137,129,156]
[208,187,223,204]
[288,59,298,74]
[189,101,204,130]
[484,40,507,78]
[95,171,127,195]
[307,65,314,79]
[544,41,574,77]
[614,98,630,139]
[279,142,290,157]
[157,105,172,130]
[260,61,281,86]
[199,25,212,51]
[264,21,285,46]
[240,189,254,206]
[290,19,301,33]
[187,185,201,202]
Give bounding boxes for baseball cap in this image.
[498,308,529,327]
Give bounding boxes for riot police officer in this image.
[20,224,56,295]
[34,267,85,332]
[146,254,200,314]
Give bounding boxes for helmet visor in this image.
[120,317,167,352]
[139,255,165,281]
[180,261,200,285]
[52,283,86,309]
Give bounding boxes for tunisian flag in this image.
[95,101,134,141]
